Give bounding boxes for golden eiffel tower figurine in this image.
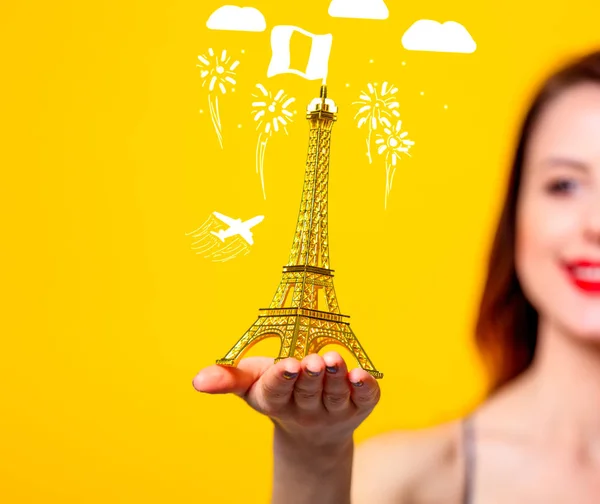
[216,84,383,379]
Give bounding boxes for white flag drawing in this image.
[267,25,333,81]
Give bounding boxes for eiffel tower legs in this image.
[216,309,383,379]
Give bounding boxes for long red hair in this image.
[475,49,600,393]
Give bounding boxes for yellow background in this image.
[2,0,599,502]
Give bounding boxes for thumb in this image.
[192,357,274,396]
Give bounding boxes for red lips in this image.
[563,260,600,295]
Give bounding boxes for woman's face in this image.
[516,82,600,340]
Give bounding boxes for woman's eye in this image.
[545,178,578,195]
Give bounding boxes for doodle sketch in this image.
[374,118,414,209]
[267,25,332,81]
[252,84,296,199]
[197,48,240,148]
[353,81,414,209]
[186,212,264,262]
[328,0,389,20]
[402,20,476,53]
[353,81,401,164]
[206,5,267,32]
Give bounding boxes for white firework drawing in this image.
[374,118,415,209]
[353,81,401,164]
[197,48,240,149]
[251,84,296,199]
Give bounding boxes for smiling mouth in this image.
[562,260,600,295]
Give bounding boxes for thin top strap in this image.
[462,417,475,504]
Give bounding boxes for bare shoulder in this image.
[351,421,466,504]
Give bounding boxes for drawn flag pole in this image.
[250,26,331,198]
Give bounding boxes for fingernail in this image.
[326,365,338,374]
[283,371,299,380]
[306,368,322,377]
[351,380,364,387]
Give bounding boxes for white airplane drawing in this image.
[210,212,264,245]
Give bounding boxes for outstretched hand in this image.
[192,352,381,447]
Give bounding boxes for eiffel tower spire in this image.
[216,85,383,379]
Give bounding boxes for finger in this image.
[192,357,273,396]
[322,351,351,413]
[254,357,302,412]
[293,354,325,412]
[347,367,381,411]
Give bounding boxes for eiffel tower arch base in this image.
[216,308,383,379]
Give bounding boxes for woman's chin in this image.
[566,320,600,343]
[555,297,600,342]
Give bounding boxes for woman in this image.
[193,49,600,503]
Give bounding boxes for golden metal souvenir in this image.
[216,85,383,378]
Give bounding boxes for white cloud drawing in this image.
[328,0,389,20]
[206,5,267,32]
[401,20,476,53]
